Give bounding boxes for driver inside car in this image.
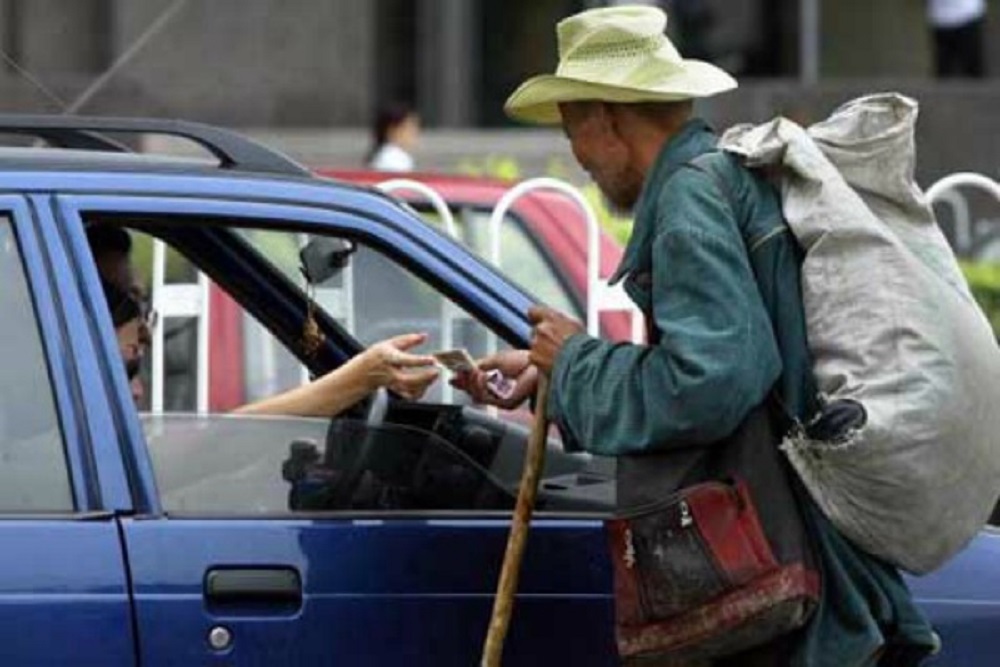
[88,224,440,415]
[100,276,147,405]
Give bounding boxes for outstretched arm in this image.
[234,333,439,418]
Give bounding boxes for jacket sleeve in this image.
[547,167,783,456]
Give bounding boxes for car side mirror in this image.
[300,237,356,285]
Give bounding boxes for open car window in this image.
[236,227,516,406]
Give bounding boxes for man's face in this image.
[559,102,644,213]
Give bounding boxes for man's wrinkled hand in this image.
[450,349,537,410]
[528,305,584,374]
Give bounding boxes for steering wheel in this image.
[324,387,391,507]
[365,386,391,428]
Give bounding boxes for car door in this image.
[0,195,134,666]
[905,530,1000,665]
[59,191,617,666]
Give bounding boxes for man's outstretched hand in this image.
[451,305,582,408]
[451,349,537,410]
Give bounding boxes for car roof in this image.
[0,114,310,176]
[327,169,519,192]
[0,146,225,172]
[0,117,385,207]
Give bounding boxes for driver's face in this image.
[116,317,144,405]
[98,251,152,351]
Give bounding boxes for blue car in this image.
[0,115,995,666]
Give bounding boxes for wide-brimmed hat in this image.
[504,6,737,125]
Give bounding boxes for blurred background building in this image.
[0,0,999,255]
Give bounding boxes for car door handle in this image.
[204,567,302,605]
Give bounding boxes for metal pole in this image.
[800,0,820,85]
[64,0,189,115]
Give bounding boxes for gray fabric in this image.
[718,93,1000,573]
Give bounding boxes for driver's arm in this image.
[234,333,439,418]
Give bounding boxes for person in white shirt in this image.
[927,0,987,77]
[367,103,420,172]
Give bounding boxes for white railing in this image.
[377,178,459,239]
[487,177,643,344]
[151,238,210,414]
[147,176,641,412]
[926,172,1000,255]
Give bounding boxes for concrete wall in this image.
[107,0,374,125]
[0,0,376,124]
[698,81,1000,186]
[820,0,931,77]
[0,0,998,126]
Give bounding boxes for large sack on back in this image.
[719,93,1000,574]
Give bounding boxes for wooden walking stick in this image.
[480,374,550,667]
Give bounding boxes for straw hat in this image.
[504,5,737,125]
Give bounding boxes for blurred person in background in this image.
[927,0,987,77]
[366,102,420,172]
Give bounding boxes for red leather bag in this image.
[609,404,820,663]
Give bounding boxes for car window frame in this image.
[0,194,121,514]
[57,191,538,518]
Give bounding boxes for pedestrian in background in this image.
[366,102,420,172]
[456,5,937,665]
[927,0,987,77]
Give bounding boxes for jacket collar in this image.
[610,118,717,284]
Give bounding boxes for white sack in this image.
[719,93,1000,573]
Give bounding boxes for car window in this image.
[141,413,513,514]
[0,219,73,511]
[101,217,602,516]
[128,231,234,412]
[238,228,515,406]
[125,225,516,410]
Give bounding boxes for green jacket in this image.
[548,119,936,666]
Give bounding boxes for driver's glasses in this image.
[125,356,141,381]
